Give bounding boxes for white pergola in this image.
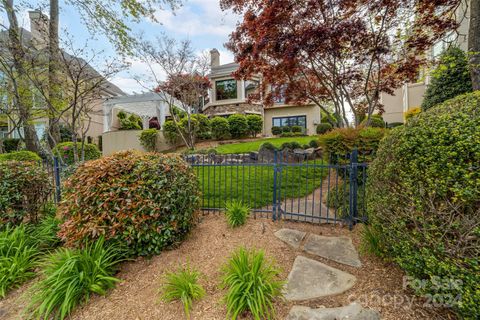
[102,92,187,132]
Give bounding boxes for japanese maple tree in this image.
[221,0,461,127]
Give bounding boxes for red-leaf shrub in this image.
[58,151,200,256]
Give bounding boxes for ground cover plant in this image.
[224,200,250,227]
[58,151,200,257]
[213,136,315,154]
[26,238,122,320]
[160,264,205,319]
[193,159,328,209]
[0,225,39,298]
[221,247,283,320]
[366,92,480,318]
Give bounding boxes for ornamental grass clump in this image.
[26,238,122,320]
[160,264,205,319]
[0,225,39,297]
[58,151,200,257]
[221,247,284,320]
[225,200,250,228]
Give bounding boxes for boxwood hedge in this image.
[366,92,480,318]
[58,151,200,257]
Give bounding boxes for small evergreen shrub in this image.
[0,225,39,297]
[366,92,480,318]
[404,107,421,121]
[0,161,52,228]
[191,114,211,140]
[291,125,302,133]
[246,114,263,137]
[309,139,319,148]
[281,126,291,133]
[316,123,332,134]
[421,46,472,111]
[225,200,250,228]
[387,122,403,128]
[227,114,249,138]
[271,126,282,135]
[0,150,41,162]
[210,117,231,140]
[118,111,142,130]
[27,238,122,320]
[2,138,21,152]
[280,132,294,137]
[58,151,200,257]
[139,129,158,152]
[258,142,276,153]
[360,115,385,128]
[52,142,101,165]
[163,120,181,145]
[280,141,302,150]
[161,264,205,319]
[221,247,283,320]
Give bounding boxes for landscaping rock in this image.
[287,303,381,320]
[274,228,306,249]
[284,256,356,301]
[303,234,362,267]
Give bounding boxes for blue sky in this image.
[3,0,239,93]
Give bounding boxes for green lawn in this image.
[213,136,318,154]
[191,160,329,209]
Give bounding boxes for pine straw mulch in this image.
[0,214,457,320]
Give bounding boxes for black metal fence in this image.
[185,149,368,228]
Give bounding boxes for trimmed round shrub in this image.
[280,141,302,150]
[259,142,276,152]
[316,123,332,134]
[0,161,52,228]
[281,126,291,133]
[360,115,385,128]
[139,128,158,152]
[309,139,319,148]
[227,114,249,138]
[58,151,200,257]
[52,142,101,165]
[271,126,282,136]
[366,92,480,318]
[246,114,263,137]
[163,120,181,145]
[0,151,41,162]
[211,117,231,140]
[291,125,302,133]
[191,114,211,140]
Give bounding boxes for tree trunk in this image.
[469,0,480,90]
[48,0,61,147]
[3,0,41,153]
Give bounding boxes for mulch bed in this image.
[0,214,457,320]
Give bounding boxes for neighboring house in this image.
[381,2,470,124]
[0,10,124,144]
[204,49,321,136]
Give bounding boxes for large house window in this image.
[216,79,237,101]
[272,115,306,128]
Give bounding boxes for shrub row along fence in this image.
[185,149,368,228]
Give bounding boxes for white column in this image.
[141,116,150,130]
[103,105,113,133]
[159,101,166,129]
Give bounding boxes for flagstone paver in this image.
[303,234,362,267]
[286,303,381,320]
[274,229,307,249]
[284,256,356,301]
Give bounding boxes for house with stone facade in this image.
[203,49,321,136]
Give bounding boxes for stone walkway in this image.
[275,228,380,319]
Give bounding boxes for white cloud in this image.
[154,0,241,38]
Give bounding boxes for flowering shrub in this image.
[58,151,200,257]
[52,142,101,165]
[0,161,52,228]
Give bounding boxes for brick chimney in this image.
[28,10,49,49]
[210,48,220,67]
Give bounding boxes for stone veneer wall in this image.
[203,103,263,116]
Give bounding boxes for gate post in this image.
[272,150,278,221]
[53,157,61,203]
[348,149,358,230]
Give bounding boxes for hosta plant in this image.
[221,247,284,319]
[160,264,205,319]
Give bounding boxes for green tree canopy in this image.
[421,46,472,111]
